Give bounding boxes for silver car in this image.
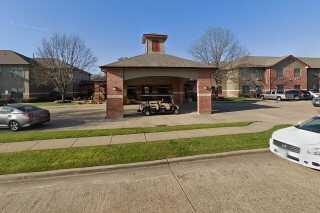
[0,104,50,131]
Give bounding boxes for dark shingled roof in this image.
[236,55,320,68]
[101,54,216,69]
[0,50,32,65]
[34,58,91,75]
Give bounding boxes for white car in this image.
[309,91,319,98]
[270,116,320,170]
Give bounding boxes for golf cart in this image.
[137,95,180,116]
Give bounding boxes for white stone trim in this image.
[222,90,240,92]
[197,93,212,97]
[107,95,123,99]
[173,92,185,94]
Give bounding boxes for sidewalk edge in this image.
[0,148,269,182]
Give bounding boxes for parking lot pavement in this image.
[1,152,320,213]
[0,100,318,132]
[45,100,320,130]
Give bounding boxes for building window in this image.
[255,70,263,81]
[242,85,250,95]
[294,85,301,90]
[294,68,301,79]
[277,85,284,93]
[276,68,284,80]
[152,41,160,52]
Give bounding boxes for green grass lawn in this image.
[0,121,254,143]
[0,124,290,175]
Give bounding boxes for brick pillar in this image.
[265,68,271,91]
[302,66,308,90]
[172,79,185,105]
[94,83,101,103]
[197,70,212,114]
[106,68,124,119]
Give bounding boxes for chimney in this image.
[142,33,168,54]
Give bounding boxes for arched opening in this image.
[123,76,197,117]
[104,67,213,119]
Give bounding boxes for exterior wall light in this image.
[112,87,118,91]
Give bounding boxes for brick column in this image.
[302,66,308,90]
[106,68,124,119]
[94,83,101,103]
[197,70,212,114]
[172,79,185,105]
[265,68,271,91]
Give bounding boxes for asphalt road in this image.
[1,152,320,213]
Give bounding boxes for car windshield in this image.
[16,105,41,112]
[296,117,320,133]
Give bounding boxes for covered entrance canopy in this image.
[100,34,216,119]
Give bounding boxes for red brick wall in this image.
[105,68,124,119]
[197,70,212,114]
[269,57,308,91]
[172,79,185,105]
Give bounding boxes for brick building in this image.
[0,50,91,102]
[100,34,216,119]
[222,55,320,97]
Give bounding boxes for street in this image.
[1,152,320,213]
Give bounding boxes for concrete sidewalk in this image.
[0,122,276,153]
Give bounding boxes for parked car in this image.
[0,104,50,131]
[138,95,179,116]
[261,89,309,101]
[313,97,320,107]
[270,116,320,170]
[260,90,287,101]
[300,90,313,100]
[309,90,320,99]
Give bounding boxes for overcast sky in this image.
[1,0,319,73]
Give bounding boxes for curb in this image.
[0,148,269,182]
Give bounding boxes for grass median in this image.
[0,124,290,175]
[0,121,254,143]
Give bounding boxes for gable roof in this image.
[34,58,91,75]
[100,54,216,69]
[0,50,32,65]
[299,57,320,68]
[236,55,320,68]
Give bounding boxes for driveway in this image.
[1,152,320,213]
[0,100,318,132]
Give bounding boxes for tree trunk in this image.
[61,92,65,102]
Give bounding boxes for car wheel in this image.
[277,97,282,101]
[260,95,264,100]
[144,110,151,116]
[173,108,179,114]
[9,120,20,131]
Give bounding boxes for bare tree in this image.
[190,27,248,85]
[36,33,97,101]
[91,73,105,81]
